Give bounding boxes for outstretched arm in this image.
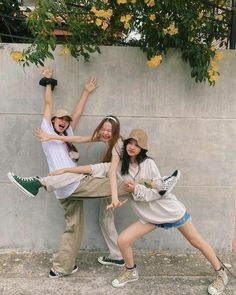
[48,165,92,176]
[70,78,97,130]
[41,67,54,123]
[33,127,94,144]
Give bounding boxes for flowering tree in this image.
[10,0,233,85]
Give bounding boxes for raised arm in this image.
[41,67,54,123]
[70,78,97,130]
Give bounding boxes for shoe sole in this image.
[112,277,139,288]
[97,257,125,267]
[7,172,36,198]
[162,170,181,197]
[49,266,79,278]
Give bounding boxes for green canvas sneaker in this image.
[98,256,125,267]
[8,172,43,198]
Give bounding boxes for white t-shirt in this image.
[41,117,83,199]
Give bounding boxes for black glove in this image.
[39,77,58,91]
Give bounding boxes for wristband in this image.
[39,77,58,91]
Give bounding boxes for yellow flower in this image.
[145,0,155,7]
[208,69,214,76]
[215,14,223,21]
[117,0,127,4]
[210,59,217,67]
[120,16,126,23]
[120,14,132,29]
[163,28,168,35]
[91,7,113,19]
[211,64,219,72]
[101,22,109,30]
[163,23,178,36]
[147,55,162,68]
[11,51,24,63]
[215,51,223,61]
[210,46,216,52]
[198,11,204,19]
[131,0,136,3]
[148,0,155,7]
[149,14,156,21]
[209,75,219,82]
[95,18,103,26]
[91,6,97,13]
[60,47,70,55]
[124,22,130,29]
[103,0,109,3]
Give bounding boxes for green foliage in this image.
[9,0,234,84]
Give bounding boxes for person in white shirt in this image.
[18,66,97,278]
[108,129,228,295]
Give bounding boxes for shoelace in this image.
[16,176,37,182]
[210,275,225,290]
[117,269,133,282]
[163,176,175,190]
[217,256,236,280]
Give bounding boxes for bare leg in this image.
[117,220,155,268]
[177,220,221,270]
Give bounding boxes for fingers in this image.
[41,66,53,78]
[32,127,42,138]
[106,199,128,210]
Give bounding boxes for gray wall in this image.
[1,44,235,252]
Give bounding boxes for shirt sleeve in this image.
[132,159,161,202]
[41,117,54,134]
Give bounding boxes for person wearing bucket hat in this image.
[106,129,228,295]
[30,66,98,278]
[107,129,180,209]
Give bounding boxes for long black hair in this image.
[121,139,149,175]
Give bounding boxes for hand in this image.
[33,128,52,142]
[48,168,66,176]
[150,180,157,189]
[123,180,135,193]
[106,198,128,210]
[41,66,53,78]
[84,78,97,93]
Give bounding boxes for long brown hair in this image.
[92,115,121,162]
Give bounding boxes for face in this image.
[100,121,113,142]
[52,116,70,133]
[126,139,141,158]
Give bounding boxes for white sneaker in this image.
[159,170,181,196]
[208,268,228,295]
[112,267,139,288]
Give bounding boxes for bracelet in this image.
[39,77,58,91]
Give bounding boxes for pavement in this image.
[0,251,235,295]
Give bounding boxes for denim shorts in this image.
[156,212,191,230]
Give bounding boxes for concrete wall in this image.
[0,44,235,252]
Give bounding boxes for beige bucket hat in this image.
[51,109,72,121]
[126,129,148,150]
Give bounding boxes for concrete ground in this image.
[0,251,235,295]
